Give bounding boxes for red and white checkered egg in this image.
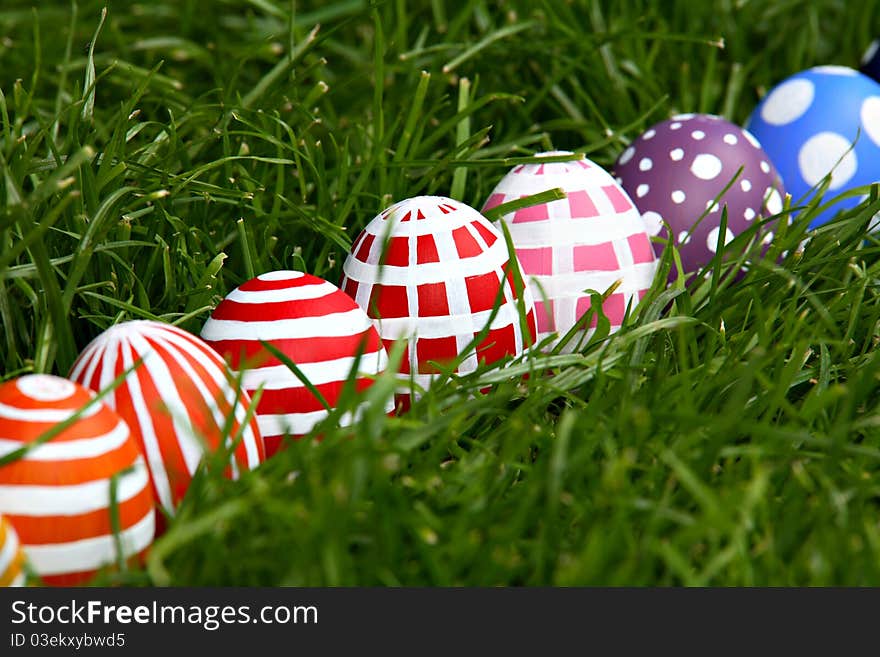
[340,196,537,399]
[482,152,658,351]
[0,374,155,586]
[69,321,265,517]
[201,271,394,456]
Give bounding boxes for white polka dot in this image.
[743,129,762,149]
[639,157,653,171]
[670,148,684,161]
[615,176,623,185]
[863,40,880,66]
[16,374,77,402]
[744,208,756,221]
[705,199,720,213]
[740,179,752,192]
[672,113,696,120]
[762,231,775,245]
[618,146,636,166]
[636,183,650,198]
[677,230,692,245]
[691,130,706,141]
[860,96,880,147]
[671,190,686,204]
[690,153,723,180]
[764,188,783,215]
[798,131,858,190]
[642,129,656,140]
[723,133,738,145]
[642,211,663,236]
[670,122,682,130]
[760,161,770,173]
[706,227,735,253]
[760,78,815,125]
[812,65,857,76]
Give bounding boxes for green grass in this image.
[2,0,880,585]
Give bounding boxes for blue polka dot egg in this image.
[746,66,880,228]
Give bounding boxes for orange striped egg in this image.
[0,374,154,586]
[200,271,394,456]
[69,320,265,516]
[0,514,26,587]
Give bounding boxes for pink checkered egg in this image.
[340,196,537,407]
[482,152,658,352]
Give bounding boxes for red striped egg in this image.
[69,320,265,516]
[0,374,154,586]
[200,271,394,456]
[0,514,26,587]
[482,152,658,352]
[340,196,537,401]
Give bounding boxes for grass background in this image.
[2,0,880,585]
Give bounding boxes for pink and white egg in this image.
[483,152,658,351]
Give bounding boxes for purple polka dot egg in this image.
[614,114,784,279]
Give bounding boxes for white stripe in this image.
[225,280,340,304]
[343,237,513,287]
[23,508,155,577]
[67,348,91,385]
[257,398,382,438]
[438,226,481,376]
[491,160,618,196]
[376,303,522,341]
[150,332,241,475]
[530,261,657,299]
[10,572,25,586]
[117,337,174,512]
[0,457,151,516]
[242,350,388,391]
[365,203,481,238]
[151,328,262,470]
[395,371,437,398]
[0,420,130,461]
[258,270,306,282]
[69,340,104,393]
[0,398,101,423]
[0,522,21,576]
[97,331,119,400]
[127,332,204,482]
[503,214,646,248]
[201,308,374,342]
[257,409,331,437]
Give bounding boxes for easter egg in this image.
[746,66,880,228]
[483,152,658,351]
[69,320,265,516]
[340,195,537,400]
[862,40,880,82]
[0,374,154,586]
[0,514,26,587]
[614,114,784,277]
[201,271,394,456]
